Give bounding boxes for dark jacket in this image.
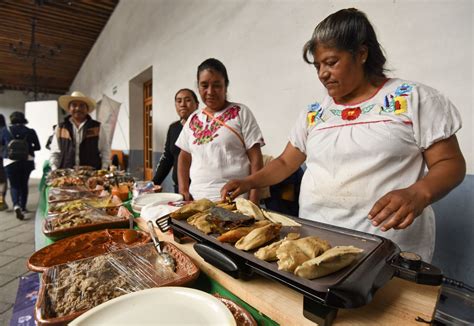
[1,124,41,159]
[56,115,101,169]
[152,120,183,186]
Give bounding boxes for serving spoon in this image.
[147,220,176,271]
[121,207,138,244]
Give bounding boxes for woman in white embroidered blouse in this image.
[221,8,465,261]
[176,58,264,203]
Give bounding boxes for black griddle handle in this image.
[194,243,246,278]
[390,252,443,285]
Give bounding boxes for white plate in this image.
[132,193,183,212]
[140,204,181,222]
[70,287,236,326]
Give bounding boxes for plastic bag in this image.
[41,244,182,319]
[45,206,126,232]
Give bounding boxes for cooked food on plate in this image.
[170,198,215,220]
[42,245,178,318]
[294,246,364,279]
[235,198,301,226]
[48,186,96,203]
[217,220,270,243]
[207,207,255,233]
[254,232,300,261]
[188,212,213,234]
[235,223,282,251]
[276,236,331,272]
[261,210,301,227]
[235,198,265,220]
[48,176,85,187]
[46,209,121,231]
[48,200,88,214]
[169,198,363,279]
[28,229,150,272]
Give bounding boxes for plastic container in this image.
[132,181,154,198]
[434,285,474,325]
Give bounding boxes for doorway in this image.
[128,66,152,180]
[143,80,153,180]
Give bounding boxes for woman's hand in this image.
[369,135,465,232]
[368,187,429,231]
[221,179,252,201]
[180,191,194,202]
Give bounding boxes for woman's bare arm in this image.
[177,150,193,201]
[221,142,306,200]
[246,144,263,204]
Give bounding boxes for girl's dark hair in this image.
[0,114,5,128]
[10,111,28,125]
[174,88,199,103]
[197,58,229,87]
[303,8,387,80]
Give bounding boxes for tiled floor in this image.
[0,178,39,326]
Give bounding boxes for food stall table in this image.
[34,169,439,325]
[135,217,439,325]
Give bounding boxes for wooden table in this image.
[136,217,439,326]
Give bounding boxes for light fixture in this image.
[9,2,62,101]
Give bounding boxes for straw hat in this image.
[58,91,96,112]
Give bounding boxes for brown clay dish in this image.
[213,294,257,326]
[35,242,200,326]
[28,229,151,272]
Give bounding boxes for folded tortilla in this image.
[235,223,282,251]
[276,236,331,272]
[294,245,363,279]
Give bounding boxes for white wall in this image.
[25,101,58,177]
[0,90,30,118]
[70,0,474,173]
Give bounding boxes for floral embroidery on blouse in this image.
[341,107,361,120]
[307,102,324,126]
[306,82,416,127]
[330,104,376,120]
[189,106,241,145]
[382,83,415,114]
[393,96,408,115]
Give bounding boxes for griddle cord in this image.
[442,277,474,293]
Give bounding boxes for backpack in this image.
[7,127,29,161]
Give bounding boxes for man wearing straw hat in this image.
[49,91,111,170]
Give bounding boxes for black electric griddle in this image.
[156,213,442,325]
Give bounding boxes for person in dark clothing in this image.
[49,91,110,170]
[152,89,198,193]
[45,124,56,150]
[1,111,41,220]
[0,114,8,211]
[264,167,304,217]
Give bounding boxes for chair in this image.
[431,176,474,286]
[110,150,128,171]
[263,167,304,217]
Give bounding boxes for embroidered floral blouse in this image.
[289,78,462,261]
[176,103,265,200]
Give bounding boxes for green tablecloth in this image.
[34,167,278,325]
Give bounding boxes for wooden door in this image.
[143,80,153,180]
